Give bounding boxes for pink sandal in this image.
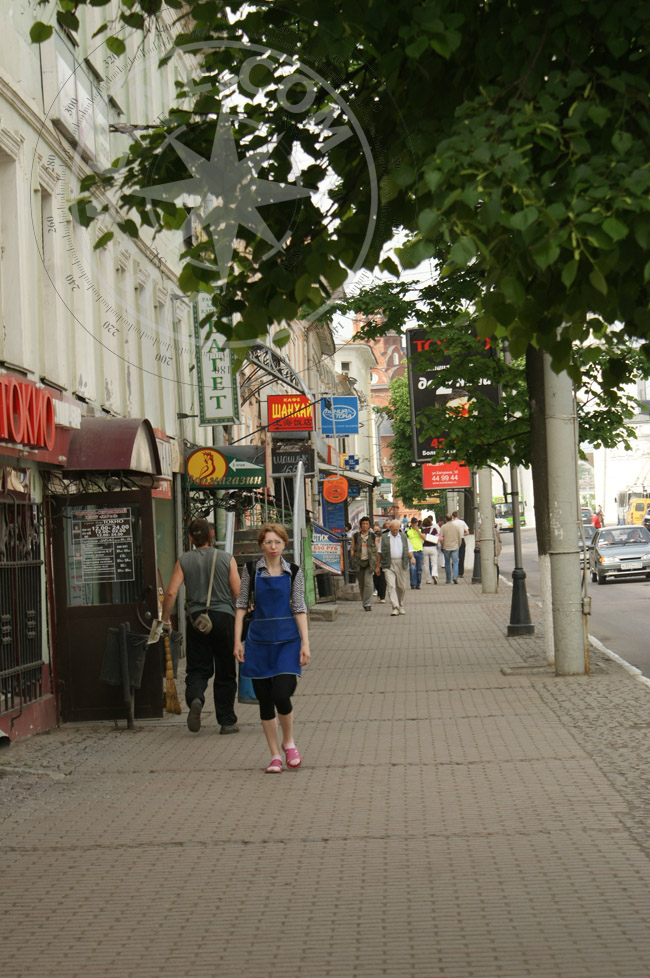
[282,744,302,769]
[265,756,283,774]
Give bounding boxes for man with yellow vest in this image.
[406,517,425,589]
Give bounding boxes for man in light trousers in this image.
[376,520,416,615]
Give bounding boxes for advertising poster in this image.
[312,522,344,575]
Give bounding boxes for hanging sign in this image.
[268,394,314,432]
[320,396,359,435]
[311,522,344,575]
[186,446,266,488]
[322,474,349,502]
[193,295,240,426]
[422,462,471,490]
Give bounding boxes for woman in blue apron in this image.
[234,523,310,773]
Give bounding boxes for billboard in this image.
[422,462,471,490]
[267,394,314,432]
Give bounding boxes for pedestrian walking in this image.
[375,519,416,615]
[350,516,378,611]
[372,523,387,602]
[439,514,464,584]
[233,523,310,773]
[162,517,240,735]
[451,511,470,578]
[406,516,425,589]
[421,516,440,584]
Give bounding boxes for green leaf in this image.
[390,165,416,188]
[644,260,650,284]
[561,259,578,288]
[56,10,79,31]
[117,219,139,238]
[30,22,53,43]
[92,23,108,37]
[178,263,200,294]
[430,29,461,59]
[449,236,477,266]
[612,130,633,155]
[69,199,97,228]
[295,274,312,303]
[417,208,438,235]
[273,328,291,348]
[405,37,429,59]
[601,217,628,242]
[106,36,126,56]
[94,231,114,251]
[589,267,608,294]
[587,105,610,127]
[531,238,560,270]
[510,206,539,231]
[121,12,145,28]
[500,275,525,305]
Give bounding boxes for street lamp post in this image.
[507,463,534,636]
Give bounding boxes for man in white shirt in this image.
[375,520,416,615]
[452,510,470,578]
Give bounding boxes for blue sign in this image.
[320,397,359,435]
[348,484,360,497]
[322,498,346,535]
[343,455,359,470]
[311,523,344,575]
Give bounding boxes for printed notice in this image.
[71,508,135,583]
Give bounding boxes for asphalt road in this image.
[498,526,650,679]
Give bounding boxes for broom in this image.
[163,628,182,714]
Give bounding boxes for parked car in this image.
[588,525,650,584]
[643,507,650,530]
[581,507,593,525]
[580,523,596,564]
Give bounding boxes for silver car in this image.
[589,525,650,584]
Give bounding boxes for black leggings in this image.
[252,675,298,721]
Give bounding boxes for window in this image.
[340,361,351,373]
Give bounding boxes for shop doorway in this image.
[50,489,161,722]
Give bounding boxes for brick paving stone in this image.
[1,585,649,977]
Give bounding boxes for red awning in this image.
[64,418,161,474]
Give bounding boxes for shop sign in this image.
[422,462,471,490]
[193,296,240,426]
[322,499,346,535]
[312,522,343,575]
[0,377,55,451]
[268,394,313,432]
[186,446,266,488]
[271,445,315,475]
[322,474,348,502]
[69,508,135,583]
[320,396,359,435]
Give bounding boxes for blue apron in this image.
[241,570,301,679]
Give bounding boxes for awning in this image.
[65,418,161,474]
[319,463,376,486]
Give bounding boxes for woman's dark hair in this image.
[257,523,289,546]
[189,518,213,546]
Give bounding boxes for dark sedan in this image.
[589,525,650,584]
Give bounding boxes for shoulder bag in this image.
[187,548,218,634]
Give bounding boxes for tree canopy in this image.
[33,1,650,375]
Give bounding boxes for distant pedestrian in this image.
[234,523,310,773]
[494,522,503,579]
[406,516,425,589]
[350,516,378,611]
[591,512,602,529]
[376,519,416,615]
[596,505,605,526]
[162,518,240,735]
[421,516,439,584]
[373,524,387,602]
[451,511,470,578]
[439,514,464,584]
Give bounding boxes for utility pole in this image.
[478,467,497,592]
[543,354,587,675]
[471,469,481,583]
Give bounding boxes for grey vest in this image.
[180,547,234,617]
[380,531,410,570]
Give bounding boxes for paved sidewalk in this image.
[1,580,649,978]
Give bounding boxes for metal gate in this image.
[0,500,43,716]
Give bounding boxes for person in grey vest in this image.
[350,516,378,611]
[162,518,241,734]
[375,520,415,616]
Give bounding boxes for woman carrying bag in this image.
[234,523,310,773]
